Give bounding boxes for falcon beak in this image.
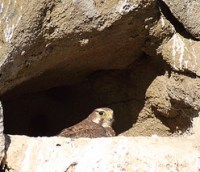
[105,113,113,121]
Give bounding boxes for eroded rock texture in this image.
[0,0,158,93]
[0,0,199,135]
[4,134,200,172]
[0,0,165,137]
[162,33,200,75]
[0,0,200,170]
[0,102,4,162]
[162,0,200,40]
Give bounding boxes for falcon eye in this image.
[98,111,104,115]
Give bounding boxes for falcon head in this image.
[90,107,114,126]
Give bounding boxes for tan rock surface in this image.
[162,33,200,76]
[4,133,200,172]
[145,75,172,117]
[0,0,158,94]
[145,72,200,118]
[3,116,200,171]
[162,0,200,40]
[1,1,200,170]
[0,102,4,162]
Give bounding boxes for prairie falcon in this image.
[58,107,115,138]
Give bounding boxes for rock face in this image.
[0,102,4,162]
[0,0,200,170]
[0,0,158,94]
[5,134,200,172]
[0,0,164,137]
[162,33,200,76]
[162,0,200,40]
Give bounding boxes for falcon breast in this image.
[58,107,116,138]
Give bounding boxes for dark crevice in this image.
[156,108,198,134]
[170,68,199,79]
[153,93,199,134]
[104,98,143,106]
[157,0,199,41]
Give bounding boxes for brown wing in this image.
[58,118,107,138]
[105,127,116,136]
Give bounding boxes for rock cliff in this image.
[0,0,200,171]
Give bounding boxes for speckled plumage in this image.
[58,108,115,138]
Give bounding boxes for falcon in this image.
[102,116,116,136]
[58,107,115,138]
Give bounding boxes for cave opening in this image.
[1,54,165,137]
[0,0,198,140]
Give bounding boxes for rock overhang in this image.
[0,0,200,170]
